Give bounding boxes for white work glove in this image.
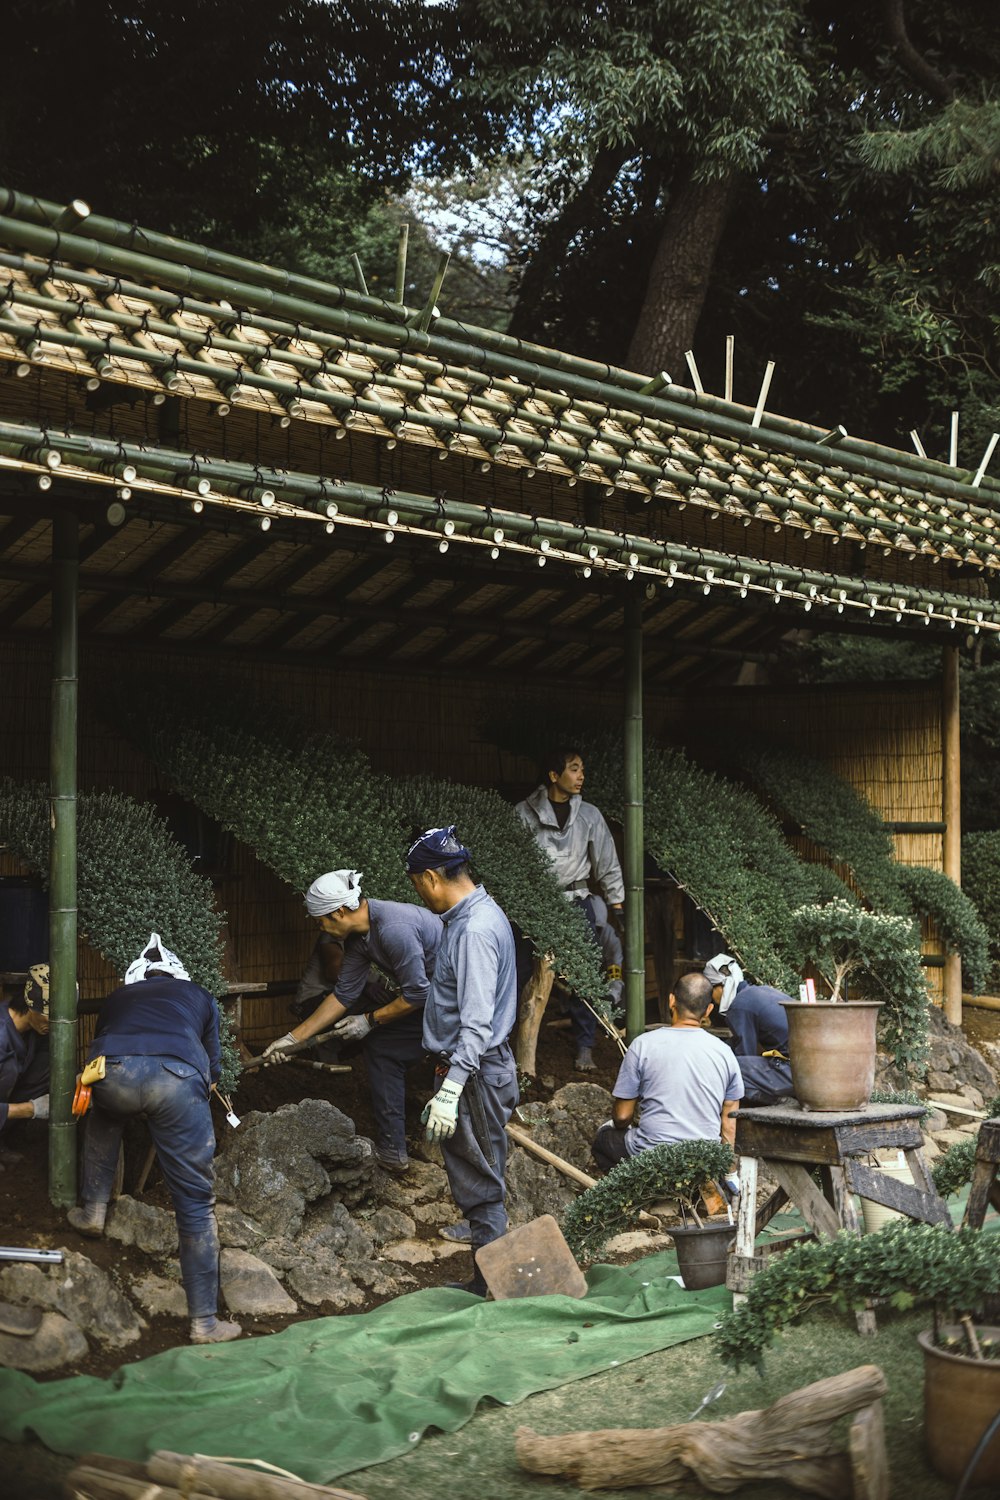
[262,1033,298,1066]
[332,1013,373,1044]
[421,1079,463,1144]
[723,1172,741,1200]
[32,1095,50,1120]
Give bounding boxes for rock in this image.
[298,1200,374,1261]
[0,1251,143,1348]
[106,1196,178,1256]
[409,1202,454,1226]
[432,1240,471,1260]
[603,1230,672,1254]
[214,1099,375,1237]
[377,1159,450,1208]
[928,1007,998,1094]
[255,1237,300,1272]
[382,1238,436,1265]
[284,1258,366,1310]
[130,1273,187,1319]
[506,1083,612,1226]
[363,1207,417,1244]
[935,1128,978,1149]
[216,1204,266,1250]
[922,1108,949,1133]
[219,1249,297,1316]
[960,1086,985,1109]
[922,1136,942,1161]
[345,1260,417,1294]
[927,1070,957,1092]
[50,1251,144,1347]
[0,1312,88,1372]
[540,1076,556,1091]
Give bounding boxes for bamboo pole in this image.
[0,204,997,506]
[623,594,645,1044]
[5,273,997,566]
[394,223,409,305]
[942,646,962,1024]
[0,419,996,630]
[48,508,78,1207]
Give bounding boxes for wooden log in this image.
[64,1465,186,1500]
[515,954,555,1078]
[849,1402,889,1500]
[515,1364,888,1495]
[148,1451,369,1500]
[963,991,1000,1013]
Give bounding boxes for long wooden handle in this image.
[242,1028,341,1072]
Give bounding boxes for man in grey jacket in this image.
[516,747,624,1070]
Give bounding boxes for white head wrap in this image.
[124,932,191,986]
[305,870,363,917]
[703,953,744,1015]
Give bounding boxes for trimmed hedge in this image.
[962,831,1000,990]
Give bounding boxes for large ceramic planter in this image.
[671,1222,736,1290]
[919,1325,1000,1484]
[779,1001,882,1111]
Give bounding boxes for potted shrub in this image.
[786,900,930,1108]
[563,1138,736,1289]
[714,1221,1000,1485]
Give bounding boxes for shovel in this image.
[475,1215,589,1301]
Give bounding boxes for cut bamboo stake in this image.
[394,223,409,306]
[950,411,960,467]
[724,335,734,403]
[350,254,368,297]
[910,429,928,459]
[415,251,449,333]
[684,350,704,394]
[973,433,999,488]
[751,360,775,429]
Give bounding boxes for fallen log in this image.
[515,1364,889,1498]
[149,1450,368,1499]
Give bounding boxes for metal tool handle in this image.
[0,1247,65,1264]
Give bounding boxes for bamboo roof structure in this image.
[0,188,997,681]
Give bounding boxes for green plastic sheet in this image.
[0,1252,726,1483]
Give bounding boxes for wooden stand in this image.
[516,1364,889,1498]
[729,1103,949,1334]
[962,1116,1000,1229]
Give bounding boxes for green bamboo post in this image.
[48,509,78,1208]
[415,251,450,333]
[395,223,409,306]
[623,593,645,1044]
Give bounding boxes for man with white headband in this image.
[66,933,241,1346]
[0,963,52,1155]
[263,869,442,1176]
[406,826,518,1297]
[703,953,794,1107]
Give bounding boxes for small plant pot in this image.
[671,1222,736,1290]
[780,1000,882,1111]
[860,1155,914,1234]
[919,1325,1000,1484]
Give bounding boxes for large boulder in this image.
[0,1311,88,1372]
[214,1099,376,1236]
[506,1083,612,1226]
[926,1006,998,1098]
[219,1249,297,1316]
[106,1196,178,1256]
[0,1250,144,1348]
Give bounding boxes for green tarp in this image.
[0,1252,726,1483]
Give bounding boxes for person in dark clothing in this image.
[264,869,441,1175]
[290,929,344,1062]
[0,964,51,1160]
[67,933,240,1346]
[703,953,795,1107]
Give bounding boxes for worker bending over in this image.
[703,953,794,1107]
[407,825,518,1298]
[516,747,624,1070]
[264,869,441,1176]
[67,933,240,1346]
[591,971,743,1172]
[0,964,51,1157]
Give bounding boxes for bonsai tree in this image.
[789,898,930,1076]
[714,1221,1000,1372]
[563,1138,735,1262]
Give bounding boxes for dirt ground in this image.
[1,1014,624,1380]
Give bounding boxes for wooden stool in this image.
[729,1102,950,1334]
[962,1116,1000,1229]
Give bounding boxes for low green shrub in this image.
[932,1140,978,1199]
[896,863,990,994]
[563,1138,735,1261]
[962,831,1000,990]
[714,1222,1000,1372]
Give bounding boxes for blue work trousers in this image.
[437,1044,518,1256]
[363,1010,426,1155]
[737,1056,795,1107]
[83,1055,221,1319]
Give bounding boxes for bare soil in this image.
[1,1016,622,1380]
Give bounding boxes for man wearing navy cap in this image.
[406,826,518,1297]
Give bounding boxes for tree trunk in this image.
[626,167,737,376]
[508,147,627,340]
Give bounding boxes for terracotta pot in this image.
[779,1000,882,1111]
[670,1221,736,1290]
[919,1325,1000,1484]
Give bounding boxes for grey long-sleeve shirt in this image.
[421,885,517,1086]
[515,784,625,905]
[335,898,442,1012]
